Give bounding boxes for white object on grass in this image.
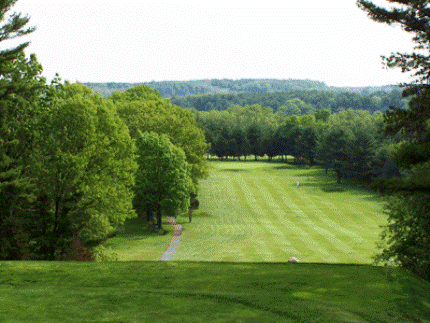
[296,182,300,188]
[288,257,300,263]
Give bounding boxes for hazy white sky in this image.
[7,0,416,86]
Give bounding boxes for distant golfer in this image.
[296,182,300,188]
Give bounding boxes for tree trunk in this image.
[189,207,192,223]
[335,170,341,184]
[146,207,153,223]
[156,205,162,230]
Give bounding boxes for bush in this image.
[61,237,94,261]
[374,192,430,281]
[92,245,119,262]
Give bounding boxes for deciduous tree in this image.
[29,83,137,259]
[134,131,192,230]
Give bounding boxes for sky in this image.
[5,0,417,87]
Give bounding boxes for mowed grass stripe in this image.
[285,183,368,252]
[175,170,261,261]
[286,186,361,240]
[309,193,386,247]
[229,174,279,261]
[310,194,386,260]
[286,187,372,263]
[249,177,339,263]
[156,161,386,264]
[310,193,379,237]
[255,178,355,261]
[268,174,385,263]
[235,173,335,262]
[175,173,243,261]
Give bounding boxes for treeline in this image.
[0,2,208,261]
[85,79,401,99]
[86,79,329,98]
[194,105,400,184]
[171,90,407,114]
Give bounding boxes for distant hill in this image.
[85,79,406,113]
[85,78,401,98]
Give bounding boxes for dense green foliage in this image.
[85,79,401,98]
[0,0,45,259]
[359,0,430,281]
[170,89,407,114]
[85,79,329,97]
[86,80,407,116]
[0,77,138,260]
[195,105,400,185]
[29,83,137,259]
[109,85,209,188]
[134,131,192,230]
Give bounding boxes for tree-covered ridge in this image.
[85,79,401,98]
[170,89,407,113]
[85,80,406,114]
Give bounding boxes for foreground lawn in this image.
[1,261,429,323]
[172,161,386,263]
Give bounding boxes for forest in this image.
[87,80,407,114]
[85,78,400,98]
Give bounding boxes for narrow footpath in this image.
[160,217,183,261]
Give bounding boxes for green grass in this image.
[3,160,428,322]
[1,261,429,322]
[164,160,386,263]
[106,160,387,263]
[102,217,173,261]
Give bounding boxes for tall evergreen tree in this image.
[0,0,35,67]
[0,0,42,259]
[358,0,430,281]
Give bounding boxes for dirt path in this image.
[160,217,183,261]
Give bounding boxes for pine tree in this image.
[0,0,42,259]
[0,0,35,68]
[358,0,430,281]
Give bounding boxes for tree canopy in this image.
[109,85,209,188]
[133,131,192,230]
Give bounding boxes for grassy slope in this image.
[2,160,429,322]
[173,161,386,263]
[1,261,429,323]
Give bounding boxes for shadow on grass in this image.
[192,211,212,218]
[273,163,311,171]
[219,169,247,172]
[115,217,174,238]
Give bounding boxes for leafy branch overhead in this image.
[358,0,430,95]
